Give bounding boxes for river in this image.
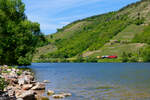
[27,63,150,100]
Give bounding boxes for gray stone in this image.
[52,92,72,99]
[18,78,26,86]
[43,80,49,83]
[31,82,45,90]
[8,90,15,97]
[22,84,33,90]
[47,90,54,95]
[16,90,36,100]
[52,94,65,99]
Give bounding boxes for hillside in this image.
[33,0,150,62]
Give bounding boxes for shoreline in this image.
[33,57,145,63]
[0,65,71,100]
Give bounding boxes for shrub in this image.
[121,52,129,62]
[142,46,150,62]
[129,56,138,62]
[0,78,7,90]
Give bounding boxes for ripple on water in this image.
[28,63,150,100]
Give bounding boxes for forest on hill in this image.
[33,0,150,63]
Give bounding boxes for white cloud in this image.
[23,0,106,34]
[23,0,140,34]
[27,14,91,34]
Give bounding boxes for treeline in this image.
[0,0,46,65]
[36,56,99,63]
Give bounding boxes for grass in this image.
[32,44,57,62]
[91,43,146,57]
[49,21,89,41]
[84,24,147,58]
[98,58,122,63]
[118,0,150,23]
[112,24,145,42]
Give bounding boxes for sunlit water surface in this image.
[27,63,150,100]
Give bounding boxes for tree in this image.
[121,52,129,62]
[142,46,150,62]
[0,0,43,65]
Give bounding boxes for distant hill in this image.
[33,0,150,62]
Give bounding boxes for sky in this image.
[22,0,140,35]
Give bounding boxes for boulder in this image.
[52,94,65,99]
[0,91,9,100]
[1,73,8,79]
[0,91,16,100]
[6,78,18,84]
[47,90,54,95]
[18,75,33,85]
[9,72,18,78]
[61,93,72,97]
[15,85,22,90]
[22,84,33,90]
[23,71,31,75]
[18,78,26,86]
[7,69,11,72]
[8,89,15,97]
[16,69,20,72]
[39,96,49,100]
[12,68,17,72]
[31,82,45,90]
[52,93,72,99]
[6,85,14,90]
[43,80,49,83]
[15,90,22,98]
[3,65,8,68]
[24,75,34,84]
[5,86,16,97]
[16,90,36,100]
[17,98,23,100]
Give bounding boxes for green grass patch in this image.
[112,24,145,42]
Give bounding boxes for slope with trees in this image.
[33,0,150,62]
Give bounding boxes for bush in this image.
[134,18,144,25]
[129,56,138,62]
[0,78,7,90]
[121,52,140,62]
[142,46,150,62]
[84,57,98,62]
[133,25,150,44]
[121,52,129,62]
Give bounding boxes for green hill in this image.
[33,0,150,63]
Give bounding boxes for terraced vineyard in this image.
[33,0,150,62]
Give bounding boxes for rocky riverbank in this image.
[0,65,71,100]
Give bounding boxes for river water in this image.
[28,63,150,100]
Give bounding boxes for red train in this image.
[97,55,118,59]
[108,55,118,59]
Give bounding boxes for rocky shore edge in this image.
[0,65,71,100]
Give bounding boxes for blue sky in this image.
[23,0,140,35]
